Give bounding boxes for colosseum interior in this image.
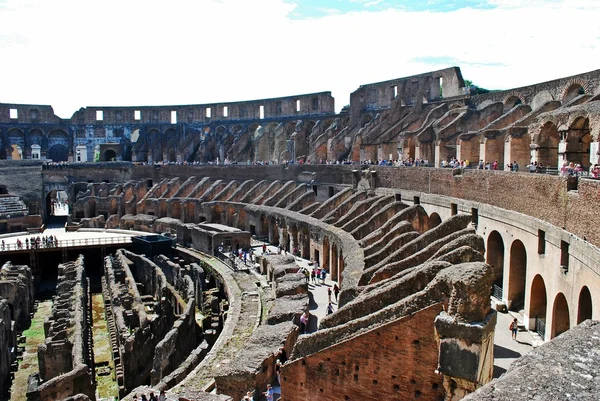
[0,66,599,401]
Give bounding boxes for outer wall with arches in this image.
[391,191,600,342]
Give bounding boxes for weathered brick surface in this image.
[281,304,445,401]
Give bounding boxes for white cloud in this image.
[0,0,598,118]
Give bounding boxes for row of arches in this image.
[486,230,593,340]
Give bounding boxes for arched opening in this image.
[103,149,117,161]
[577,286,593,324]
[529,274,547,338]
[566,117,591,169]
[45,190,69,224]
[537,121,559,168]
[551,293,570,339]
[48,144,68,162]
[563,84,585,104]
[10,144,23,160]
[503,95,523,113]
[507,240,527,311]
[486,231,505,299]
[428,212,442,229]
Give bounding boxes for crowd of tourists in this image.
[2,235,58,251]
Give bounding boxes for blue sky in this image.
[286,0,496,18]
[0,0,598,117]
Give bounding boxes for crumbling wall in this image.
[27,255,95,401]
[0,299,14,399]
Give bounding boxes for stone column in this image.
[435,311,496,401]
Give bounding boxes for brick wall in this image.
[281,304,444,401]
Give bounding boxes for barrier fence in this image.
[0,236,132,252]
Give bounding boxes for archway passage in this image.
[577,286,593,324]
[45,190,69,226]
[507,240,527,311]
[551,293,570,339]
[103,149,117,161]
[48,144,68,162]
[486,231,505,299]
[529,274,547,338]
[537,122,559,168]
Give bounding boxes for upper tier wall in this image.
[0,92,335,125]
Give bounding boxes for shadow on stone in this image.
[494,343,522,359]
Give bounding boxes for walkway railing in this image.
[535,317,546,338]
[0,236,132,252]
[492,284,503,300]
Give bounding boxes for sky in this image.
[0,0,599,118]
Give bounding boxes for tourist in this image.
[327,302,334,315]
[333,283,339,302]
[263,384,274,401]
[327,287,332,303]
[262,243,267,254]
[311,268,317,284]
[512,161,519,172]
[243,391,254,401]
[141,395,148,401]
[158,390,167,401]
[275,359,283,384]
[149,392,157,401]
[320,268,326,284]
[510,318,518,340]
[299,311,308,334]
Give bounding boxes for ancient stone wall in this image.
[0,262,34,329]
[28,255,95,401]
[104,249,202,395]
[0,299,14,399]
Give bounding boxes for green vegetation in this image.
[11,300,53,401]
[92,294,119,399]
[464,79,496,95]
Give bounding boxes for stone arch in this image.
[536,121,559,168]
[7,128,25,159]
[428,212,442,229]
[531,90,554,111]
[502,93,525,113]
[28,128,44,146]
[48,144,68,162]
[566,116,591,168]
[486,231,505,298]
[529,274,547,336]
[507,240,527,311]
[561,79,589,104]
[577,286,593,324]
[551,292,570,339]
[104,149,117,161]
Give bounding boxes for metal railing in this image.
[492,284,503,300]
[0,236,132,252]
[535,317,546,338]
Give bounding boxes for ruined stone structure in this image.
[2,67,600,173]
[102,248,222,397]
[1,65,600,400]
[27,255,95,401]
[0,262,35,398]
